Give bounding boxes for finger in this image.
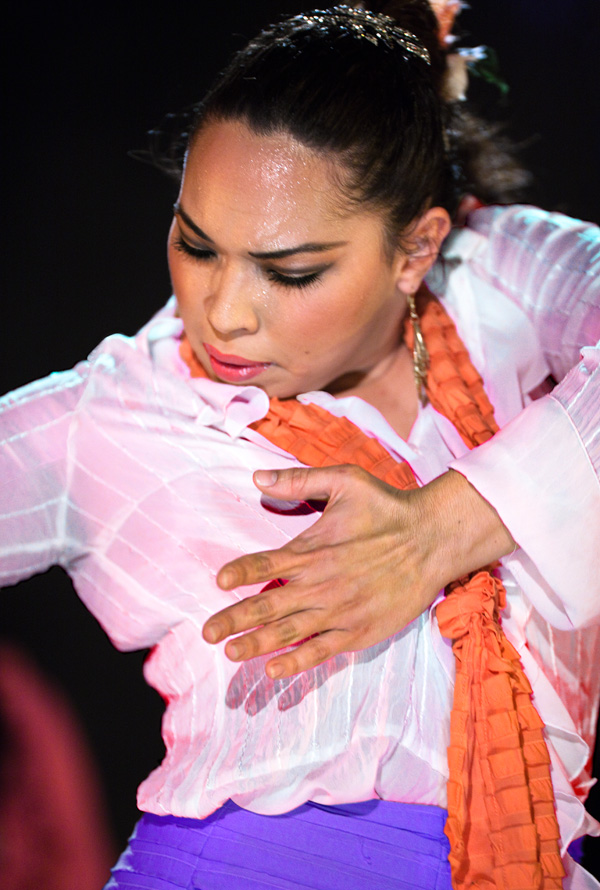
[216,546,297,591]
[253,464,361,503]
[265,630,349,679]
[203,578,301,644]
[223,608,328,662]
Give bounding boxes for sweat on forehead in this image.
[168,114,444,404]
[184,2,450,244]
[188,120,361,214]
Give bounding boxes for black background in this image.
[1,0,599,873]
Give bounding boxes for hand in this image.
[202,467,516,679]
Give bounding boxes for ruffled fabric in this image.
[405,291,497,447]
[180,285,565,888]
[441,573,564,889]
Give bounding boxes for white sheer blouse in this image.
[1,206,598,859]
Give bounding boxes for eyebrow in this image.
[174,204,215,243]
[174,203,347,260]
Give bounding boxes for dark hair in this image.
[150,2,529,248]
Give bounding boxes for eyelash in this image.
[173,237,215,262]
[266,269,322,290]
[173,236,323,291]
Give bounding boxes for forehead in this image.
[181,120,355,247]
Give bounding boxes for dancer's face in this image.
[169,119,439,398]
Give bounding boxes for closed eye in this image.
[266,269,324,290]
[173,236,216,261]
[174,232,325,289]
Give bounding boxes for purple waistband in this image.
[106,799,451,889]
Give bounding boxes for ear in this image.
[392,207,451,294]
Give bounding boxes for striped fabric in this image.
[106,800,452,890]
[1,207,599,884]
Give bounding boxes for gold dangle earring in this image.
[407,291,429,406]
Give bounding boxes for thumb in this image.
[254,466,343,503]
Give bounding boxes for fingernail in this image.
[255,470,278,487]
[218,569,235,589]
[227,641,243,660]
[203,622,222,644]
[267,662,284,679]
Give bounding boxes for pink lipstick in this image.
[203,343,271,383]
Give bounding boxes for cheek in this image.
[167,238,183,293]
[308,273,393,338]
[168,247,199,316]
[273,298,342,349]
[275,284,376,365]
[167,225,198,310]
[166,221,179,278]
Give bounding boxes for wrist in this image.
[417,470,517,590]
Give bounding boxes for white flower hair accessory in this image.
[427,2,507,102]
[428,0,463,46]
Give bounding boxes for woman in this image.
[1,2,598,888]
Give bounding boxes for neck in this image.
[329,341,419,440]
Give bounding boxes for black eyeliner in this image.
[173,229,328,290]
[266,269,322,290]
[173,236,215,259]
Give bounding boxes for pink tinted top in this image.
[0,206,599,862]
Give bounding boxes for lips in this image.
[203,343,271,383]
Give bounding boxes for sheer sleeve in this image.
[0,366,89,587]
[465,205,600,377]
[449,207,600,629]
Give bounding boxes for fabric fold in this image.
[180,286,566,888]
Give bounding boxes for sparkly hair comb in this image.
[290,6,431,65]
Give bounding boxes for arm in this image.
[465,204,599,380]
[202,466,515,678]
[450,345,600,629]
[448,206,600,628]
[204,207,600,674]
[205,353,600,671]
[0,367,87,586]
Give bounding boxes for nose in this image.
[205,261,260,338]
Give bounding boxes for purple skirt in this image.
[105,799,452,889]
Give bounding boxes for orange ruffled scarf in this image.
[180,292,565,889]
